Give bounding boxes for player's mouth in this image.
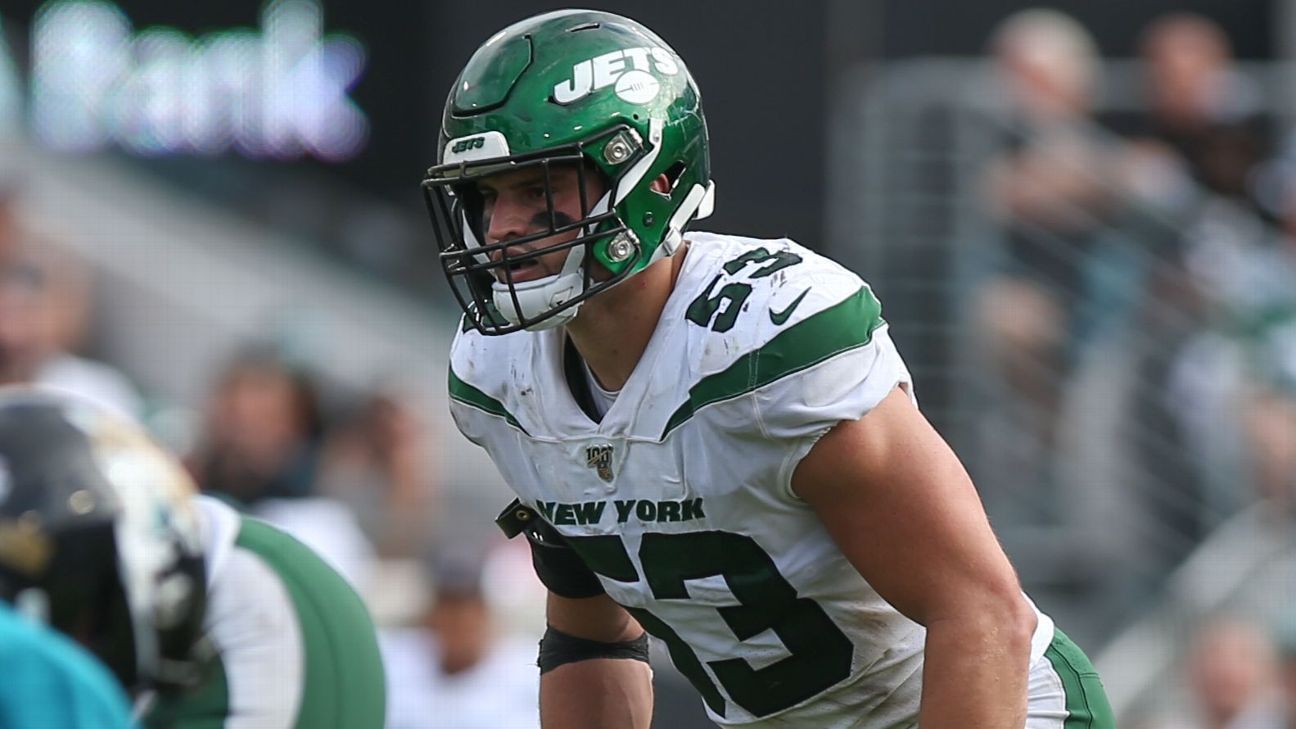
[497,257,548,283]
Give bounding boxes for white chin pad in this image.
[491,242,588,329]
[493,273,583,330]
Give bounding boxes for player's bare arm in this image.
[540,592,653,729]
[793,386,1037,729]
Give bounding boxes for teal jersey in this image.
[143,496,385,729]
[0,602,134,729]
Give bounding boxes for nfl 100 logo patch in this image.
[585,444,615,482]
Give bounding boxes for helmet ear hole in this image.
[651,163,686,197]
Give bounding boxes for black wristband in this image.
[538,626,650,674]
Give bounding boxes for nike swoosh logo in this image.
[769,289,810,325]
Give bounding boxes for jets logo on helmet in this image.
[552,46,680,105]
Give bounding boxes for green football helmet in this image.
[423,9,714,334]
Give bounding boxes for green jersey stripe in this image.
[661,286,883,439]
[449,368,530,435]
[236,519,387,729]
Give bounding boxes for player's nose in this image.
[485,194,536,245]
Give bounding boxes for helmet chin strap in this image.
[651,180,716,266]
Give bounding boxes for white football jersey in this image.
[449,232,1054,727]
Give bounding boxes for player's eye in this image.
[477,190,495,231]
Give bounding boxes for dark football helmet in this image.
[0,387,207,692]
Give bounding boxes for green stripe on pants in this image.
[1044,629,1115,729]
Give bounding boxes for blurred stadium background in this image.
[1,0,1294,726]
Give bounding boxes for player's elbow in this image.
[996,595,1038,653]
[987,595,1038,657]
[928,588,1037,655]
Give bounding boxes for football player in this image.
[0,387,386,728]
[426,10,1116,729]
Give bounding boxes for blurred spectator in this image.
[0,183,142,418]
[0,262,142,418]
[1125,9,1293,545]
[0,265,51,385]
[187,345,376,587]
[1168,157,1296,524]
[1153,618,1286,729]
[970,9,1243,648]
[986,8,1112,244]
[1132,13,1272,213]
[1233,165,1296,521]
[1240,377,1296,518]
[318,385,439,558]
[189,346,326,504]
[0,179,94,351]
[381,549,540,729]
[979,8,1139,416]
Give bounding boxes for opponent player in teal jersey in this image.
[0,602,134,728]
[0,387,385,729]
[426,10,1116,729]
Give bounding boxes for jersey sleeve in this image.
[447,325,533,447]
[447,326,502,449]
[749,284,913,500]
[754,321,910,440]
